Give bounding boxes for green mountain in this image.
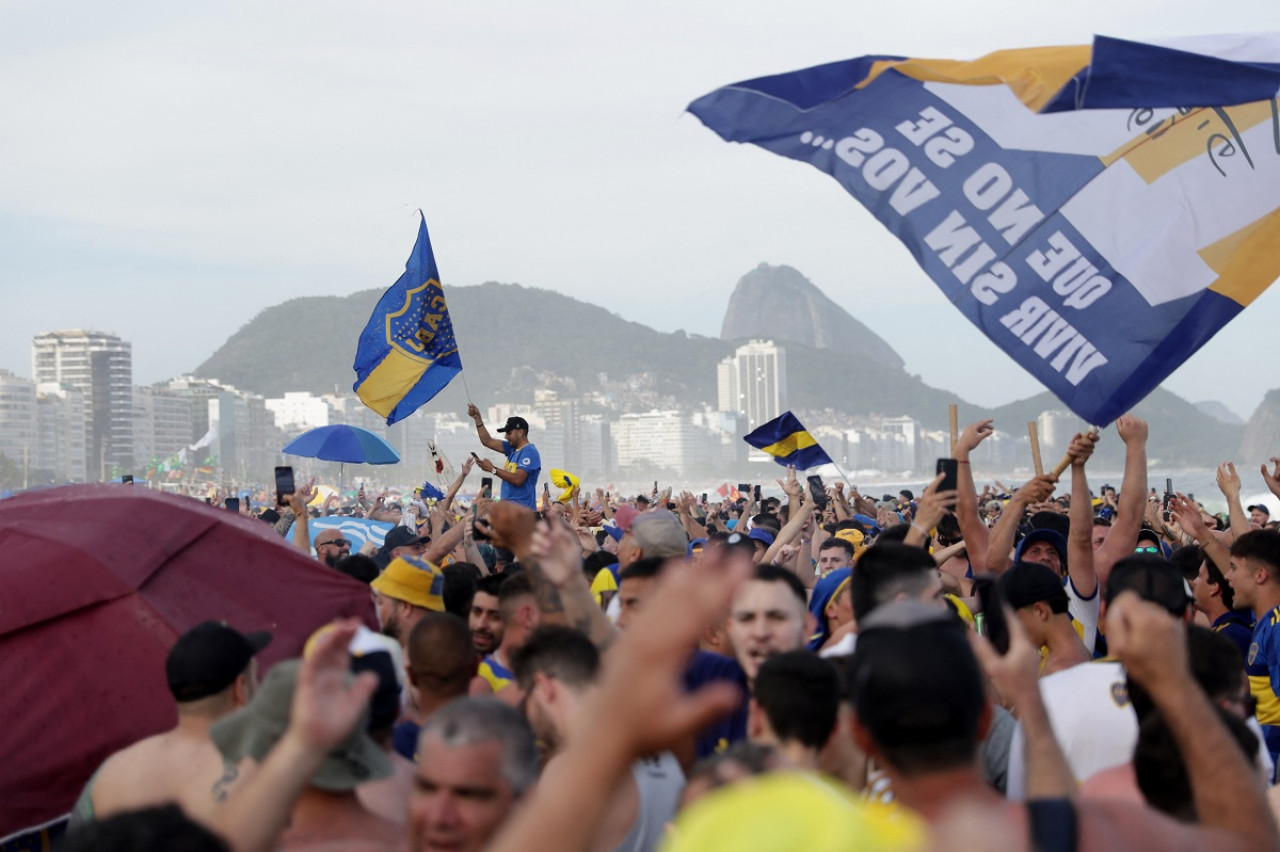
[193,280,1239,467]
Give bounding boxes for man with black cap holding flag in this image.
[467,404,541,510]
[68,621,271,830]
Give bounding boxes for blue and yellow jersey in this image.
[1213,609,1255,663]
[479,653,515,693]
[1246,605,1280,772]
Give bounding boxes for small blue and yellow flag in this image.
[743,411,833,470]
[353,214,463,425]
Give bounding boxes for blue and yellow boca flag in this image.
[690,35,1280,425]
[354,215,463,424]
[743,411,834,469]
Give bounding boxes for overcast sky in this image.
[4,2,1280,421]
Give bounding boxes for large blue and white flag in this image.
[689,34,1280,424]
[309,517,395,555]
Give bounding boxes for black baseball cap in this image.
[997,561,1069,611]
[496,416,529,433]
[166,621,272,702]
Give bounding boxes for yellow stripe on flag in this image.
[1203,207,1280,308]
[760,430,818,459]
[356,349,430,417]
[880,45,1092,112]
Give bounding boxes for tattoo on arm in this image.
[211,758,240,802]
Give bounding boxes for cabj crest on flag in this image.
[744,411,834,470]
[690,34,1280,424]
[354,214,463,425]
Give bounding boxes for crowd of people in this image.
[55,407,1280,851]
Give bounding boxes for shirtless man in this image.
[68,621,270,829]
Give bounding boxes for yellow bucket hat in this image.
[370,554,445,611]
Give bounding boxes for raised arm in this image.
[1216,461,1251,541]
[483,504,618,651]
[1093,415,1147,589]
[985,475,1057,574]
[1065,431,1100,600]
[954,419,994,569]
[1169,494,1232,577]
[1107,593,1279,850]
[485,548,751,852]
[287,481,315,555]
[904,472,955,550]
[439,456,474,514]
[214,621,377,852]
[970,609,1077,798]
[467,403,506,453]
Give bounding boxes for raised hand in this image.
[529,520,586,588]
[574,547,753,756]
[957,419,995,454]
[778,464,803,500]
[1216,461,1242,500]
[1013,474,1056,505]
[915,471,958,531]
[1067,431,1098,466]
[1168,493,1209,540]
[292,620,379,753]
[1262,458,1280,499]
[1105,592,1188,694]
[1115,414,1148,446]
[477,501,537,555]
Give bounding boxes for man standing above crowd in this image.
[467,404,540,510]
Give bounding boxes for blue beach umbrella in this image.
[282,425,401,498]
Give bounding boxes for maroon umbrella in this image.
[0,484,377,843]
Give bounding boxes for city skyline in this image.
[0,323,1131,490]
[5,4,1280,423]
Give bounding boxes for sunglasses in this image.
[320,538,351,548]
[1134,544,1160,554]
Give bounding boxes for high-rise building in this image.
[716,340,787,433]
[0,370,37,480]
[32,330,134,477]
[37,382,88,482]
[134,385,196,465]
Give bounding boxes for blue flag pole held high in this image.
[689,35,1280,425]
[354,214,463,425]
[743,412,834,470]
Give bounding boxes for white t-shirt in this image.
[1065,575,1100,656]
[1006,660,1136,800]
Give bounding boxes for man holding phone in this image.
[467,405,541,510]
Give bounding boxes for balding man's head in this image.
[407,613,478,708]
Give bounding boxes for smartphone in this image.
[807,475,828,510]
[701,493,708,504]
[543,482,550,494]
[653,480,659,493]
[472,503,490,541]
[225,497,240,513]
[1164,478,1174,506]
[481,476,493,498]
[275,465,295,506]
[972,573,1010,655]
[205,497,212,504]
[754,484,762,501]
[936,458,959,493]
[738,483,750,496]
[122,474,134,485]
